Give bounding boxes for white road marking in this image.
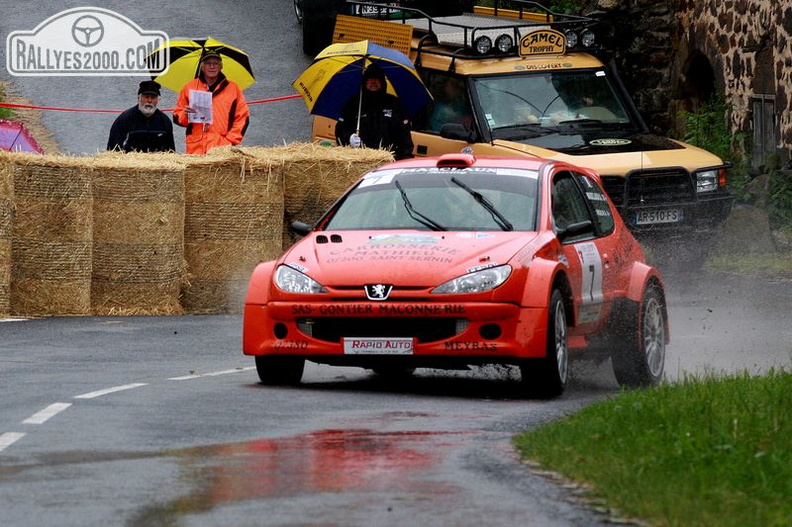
[22,402,72,425]
[168,366,254,381]
[0,432,26,452]
[74,383,147,399]
[0,318,28,322]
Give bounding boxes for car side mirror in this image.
[440,123,477,143]
[291,221,312,237]
[557,220,594,242]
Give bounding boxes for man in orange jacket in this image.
[173,52,250,154]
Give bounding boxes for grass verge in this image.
[513,370,792,526]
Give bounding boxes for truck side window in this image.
[414,73,473,133]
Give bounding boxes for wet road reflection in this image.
[131,429,469,524]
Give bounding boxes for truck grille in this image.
[601,170,695,212]
[297,317,462,343]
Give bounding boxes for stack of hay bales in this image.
[91,153,185,315]
[0,154,13,316]
[181,148,284,313]
[249,143,394,250]
[0,144,396,317]
[6,152,92,316]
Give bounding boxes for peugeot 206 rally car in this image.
[243,154,669,398]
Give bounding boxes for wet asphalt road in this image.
[1,272,790,526]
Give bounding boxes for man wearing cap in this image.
[107,80,175,152]
[335,63,414,160]
[172,51,250,154]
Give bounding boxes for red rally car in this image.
[243,153,669,398]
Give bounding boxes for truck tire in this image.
[302,0,343,56]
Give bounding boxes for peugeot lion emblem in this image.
[365,284,393,301]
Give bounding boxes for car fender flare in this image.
[244,261,278,305]
[521,257,567,308]
[625,261,663,303]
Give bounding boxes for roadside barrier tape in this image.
[0,94,302,114]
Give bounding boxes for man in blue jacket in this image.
[107,80,175,152]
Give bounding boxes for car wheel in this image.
[294,0,304,23]
[255,356,305,386]
[520,289,568,399]
[611,284,666,388]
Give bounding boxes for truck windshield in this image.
[472,70,638,138]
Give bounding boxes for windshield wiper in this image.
[450,177,513,231]
[394,180,447,231]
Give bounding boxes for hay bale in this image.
[181,149,285,313]
[0,155,12,316]
[6,152,92,316]
[91,153,185,315]
[246,143,393,250]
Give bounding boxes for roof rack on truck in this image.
[337,0,601,60]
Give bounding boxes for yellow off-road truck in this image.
[303,0,734,268]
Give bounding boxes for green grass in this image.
[513,370,792,526]
[705,253,792,279]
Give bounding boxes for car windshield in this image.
[472,70,637,139]
[324,167,539,232]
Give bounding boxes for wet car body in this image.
[243,154,669,398]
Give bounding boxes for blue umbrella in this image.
[292,40,432,119]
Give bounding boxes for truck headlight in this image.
[275,265,327,294]
[696,169,721,193]
[431,265,512,294]
[495,34,513,53]
[474,36,492,55]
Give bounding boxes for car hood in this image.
[282,231,539,286]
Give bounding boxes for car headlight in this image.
[695,169,720,192]
[431,265,512,294]
[274,265,327,294]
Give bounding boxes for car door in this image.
[551,171,613,333]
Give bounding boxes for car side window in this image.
[576,173,615,235]
[552,172,595,242]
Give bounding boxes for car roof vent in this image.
[330,234,343,243]
[316,235,328,244]
[436,153,475,168]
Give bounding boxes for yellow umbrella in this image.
[149,37,256,92]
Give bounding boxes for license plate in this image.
[634,208,683,225]
[343,337,414,355]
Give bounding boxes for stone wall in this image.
[585,0,792,163]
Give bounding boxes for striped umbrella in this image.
[149,37,256,92]
[292,40,432,119]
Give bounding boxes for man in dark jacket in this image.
[107,80,175,152]
[335,64,414,160]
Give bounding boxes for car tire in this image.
[611,283,666,388]
[255,356,305,386]
[520,289,568,399]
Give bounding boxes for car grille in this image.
[297,317,463,343]
[601,169,695,212]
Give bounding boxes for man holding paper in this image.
[173,52,250,154]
